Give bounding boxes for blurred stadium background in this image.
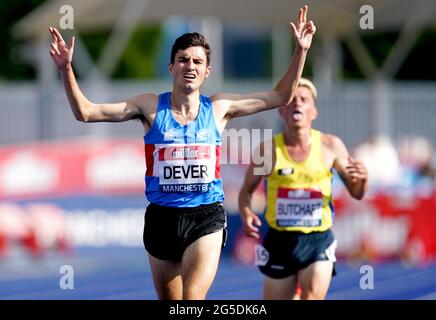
[1,0,436,299]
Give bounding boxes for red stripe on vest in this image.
[144,144,155,176]
[277,188,323,199]
[215,146,221,178]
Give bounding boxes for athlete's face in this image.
[169,46,211,94]
[279,86,317,128]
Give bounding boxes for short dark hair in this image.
[170,32,211,66]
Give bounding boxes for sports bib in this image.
[275,187,323,227]
[157,144,215,193]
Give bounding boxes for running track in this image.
[1,247,435,300]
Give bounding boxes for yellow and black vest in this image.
[265,129,334,233]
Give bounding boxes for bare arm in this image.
[238,162,264,239]
[329,135,369,200]
[212,5,316,124]
[238,142,274,238]
[49,27,152,123]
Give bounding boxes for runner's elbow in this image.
[74,110,89,122]
[75,104,95,122]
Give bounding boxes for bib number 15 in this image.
[254,244,269,266]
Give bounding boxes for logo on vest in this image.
[163,129,181,142]
[196,129,210,142]
[278,168,294,176]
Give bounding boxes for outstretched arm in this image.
[273,5,315,108]
[49,27,151,123]
[212,5,316,123]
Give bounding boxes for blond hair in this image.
[298,78,317,100]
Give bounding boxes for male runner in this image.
[238,78,368,300]
[49,5,316,300]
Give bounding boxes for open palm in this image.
[290,5,316,51]
[49,27,75,70]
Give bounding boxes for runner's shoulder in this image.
[320,132,345,151]
[129,93,159,116]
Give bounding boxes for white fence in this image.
[1,80,435,150]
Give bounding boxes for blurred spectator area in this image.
[0,138,435,265]
[1,0,436,264]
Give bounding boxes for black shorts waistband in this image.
[268,227,332,236]
[147,202,223,215]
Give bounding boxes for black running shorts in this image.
[143,202,227,261]
[257,228,337,279]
